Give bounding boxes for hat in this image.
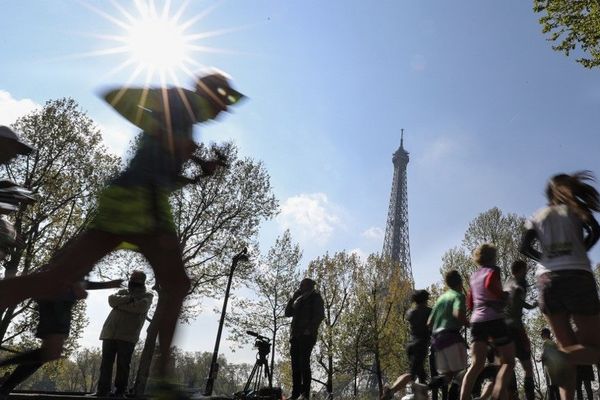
[194,72,245,109]
[0,126,34,156]
[129,270,147,284]
[102,71,245,132]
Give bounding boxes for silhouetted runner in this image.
[0,72,244,396]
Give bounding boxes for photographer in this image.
[96,270,153,397]
[0,126,34,261]
[285,278,325,400]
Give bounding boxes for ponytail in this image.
[546,171,600,223]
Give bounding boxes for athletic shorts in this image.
[577,365,595,381]
[507,324,531,360]
[537,270,600,316]
[36,300,75,338]
[435,342,468,374]
[470,319,512,347]
[90,185,176,235]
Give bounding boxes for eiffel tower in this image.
[364,130,416,394]
[382,128,413,282]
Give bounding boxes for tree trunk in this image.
[270,327,277,386]
[353,336,359,397]
[372,288,383,397]
[374,343,383,398]
[134,314,160,395]
[327,349,333,400]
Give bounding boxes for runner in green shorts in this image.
[0,71,244,392]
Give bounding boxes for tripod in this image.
[244,339,272,393]
[235,332,281,400]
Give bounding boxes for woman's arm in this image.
[583,216,600,251]
[520,229,542,262]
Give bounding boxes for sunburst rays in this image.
[75,0,239,87]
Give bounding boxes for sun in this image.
[125,14,189,71]
[78,0,240,87]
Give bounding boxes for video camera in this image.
[246,330,271,357]
[234,331,281,400]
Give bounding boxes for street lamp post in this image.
[204,247,249,396]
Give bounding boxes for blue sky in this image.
[2,0,600,362]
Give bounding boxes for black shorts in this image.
[577,365,595,382]
[471,319,512,347]
[507,324,531,360]
[36,300,75,338]
[537,270,600,316]
[406,338,429,379]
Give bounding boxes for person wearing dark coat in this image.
[285,278,325,400]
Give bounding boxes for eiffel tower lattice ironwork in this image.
[382,128,413,282]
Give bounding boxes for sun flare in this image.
[77,0,240,87]
[126,15,188,71]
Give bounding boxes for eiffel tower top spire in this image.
[400,128,404,148]
[382,129,413,282]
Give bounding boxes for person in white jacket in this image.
[95,271,153,397]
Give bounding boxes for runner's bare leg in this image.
[0,230,120,306]
[138,233,190,378]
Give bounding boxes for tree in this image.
[226,229,302,380]
[15,346,254,395]
[73,347,103,392]
[0,98,120,349]
[534,0,600,68]
[306,251,358,400]
[441,207,530,279]
[349,255,413,398]
[96,141,280,394]
[440,247,472,283]
[170,349,250,395]
[336,300,369,398]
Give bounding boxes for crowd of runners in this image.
[383,172,600,400]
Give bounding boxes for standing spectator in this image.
[381,289,431,400]
[0,126,34,261]
[504,260,537,400]
[96,271,153,397]
[285,278,325,400]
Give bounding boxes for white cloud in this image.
[418,134,470,166]
[277,193,341,245]
[95,121,138,157]
[362,226,384,240]
[349,248,368,261]
[0,91,41,125]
